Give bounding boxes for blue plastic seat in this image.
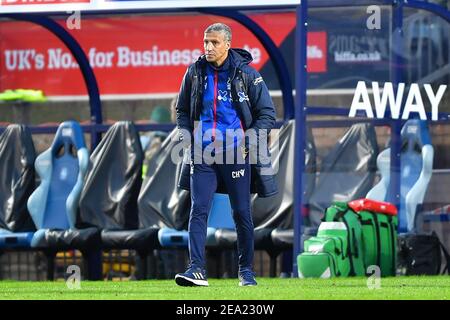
[158,193,234,248]
[367,119,434,232]
[27,121,94,249]
[0,229,35,248]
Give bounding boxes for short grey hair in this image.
[204,23,232,42]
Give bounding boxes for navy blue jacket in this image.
[176,48,278,198]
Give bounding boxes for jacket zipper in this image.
[212,70,218,142]
[233,68,246,132]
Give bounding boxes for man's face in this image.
[203,31,230,67]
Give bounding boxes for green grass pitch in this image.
[1,276,450,300]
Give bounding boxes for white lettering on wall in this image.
[349,81,447,120]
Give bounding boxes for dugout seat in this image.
[367,119,433,232]
[76,121,161,279]
[309,123,379,227]
[136,128,191,278]
[0,124,36,248]
[27,121,100,279]
[158,193,235,249]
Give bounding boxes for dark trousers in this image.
[189,157,253,272]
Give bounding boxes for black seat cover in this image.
[78,121,143,230]
[137,128,191,231]
[0,124,36,233]
[309,123,379,227]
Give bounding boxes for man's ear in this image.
[226,42,231,50]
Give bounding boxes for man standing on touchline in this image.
[175,22,278,287]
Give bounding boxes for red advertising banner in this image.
[0,13,325,97]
